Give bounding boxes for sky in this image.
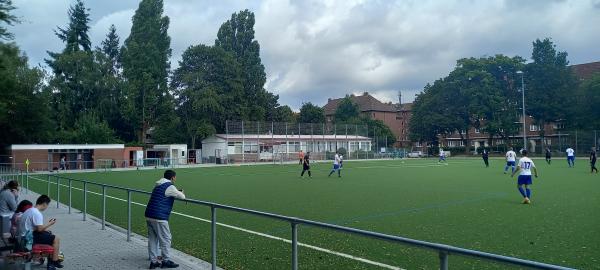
[9,0,600,110]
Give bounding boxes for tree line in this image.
[0,0,333,151]
[408,38,600,152]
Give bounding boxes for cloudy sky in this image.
[9,0,600,110]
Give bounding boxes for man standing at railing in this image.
[144,170,185,269]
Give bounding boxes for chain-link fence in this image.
[219,120,403,164]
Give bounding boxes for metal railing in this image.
[0,168,575,270]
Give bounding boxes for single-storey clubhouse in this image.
[201,134,372,163]
[7,144,143,171]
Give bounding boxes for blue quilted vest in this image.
[144,181,175,221]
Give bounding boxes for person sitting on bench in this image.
[11,200,33,244]
[19,195,63,269]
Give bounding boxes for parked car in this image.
[407,151,424,158]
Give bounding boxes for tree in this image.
[46,0,104,132]
[576,74,600,130]
[215,9,277,120]
[52,0,91,53]
[334,96,360,122]
[172,44,243,145]
[66,112,119,144]
[271,105,295,123]
[524,38,576,149]
[0,43,54,148]
[0,0,18,40]
[298,102,325,123]
[95,25,134,142]
[121,0,172,143]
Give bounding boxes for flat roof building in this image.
[7,144,142,171]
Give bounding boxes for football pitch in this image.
[26,158,599,270]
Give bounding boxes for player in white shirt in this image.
[503,148,517,174]
[328,152,342,178]
[566,147,575,167]
[438,148,446,163]
[511,150,538,204]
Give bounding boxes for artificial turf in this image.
[24,158,599,269]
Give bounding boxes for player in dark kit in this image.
[590,148,598,174]
[545,147,552,165]
[301,152,312,178]
[482,148,489,168]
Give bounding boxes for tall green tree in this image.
[46,0,106,133]
[575,74,600,130]
[172,44,243,146]
[0,43,53,148]
[524,38,576,148]
[298,102,325,123]
[121,0,173,143]
[95,25,133,141]
[215,9,278,120]
[0,0,18,40]
[334,96,360,122]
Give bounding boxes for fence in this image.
[0,167,575,270]
[221,120,402,164]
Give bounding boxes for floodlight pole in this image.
[517,71,526,151]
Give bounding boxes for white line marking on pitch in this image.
[29,176,404,270]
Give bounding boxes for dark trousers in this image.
[301,165,311,177]
[483,157,489,167]
[592,159,598,173]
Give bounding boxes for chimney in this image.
[363,91,369,96]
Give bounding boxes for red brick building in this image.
[322,92,413,147]
[7,144,143,171]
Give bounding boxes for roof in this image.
[10,144,125,150]
[323,92,398,115]
[203,134,371,143]
[399,103,413,111]
[571,61,600,80]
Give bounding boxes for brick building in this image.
[7,144,143,171]
[322,92,413,148]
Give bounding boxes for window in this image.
[545,139,552,146]
[496,139,504,145]
[475,128,480,133]
[529,125,539,132]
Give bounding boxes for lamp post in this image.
[516,71,526,151]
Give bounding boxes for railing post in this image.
[56,177,60,208]
[83,182,87,221]
[291,222,298,270]
[25,170,29,194]
[47,174,50,195]
[102,185,107,230]
[127,190,132,242]
[68,179,72,214]
[211,206,217,270]
[439,251,449,270]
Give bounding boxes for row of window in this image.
[227,141,372,154]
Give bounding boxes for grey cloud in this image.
[10,0,600,111]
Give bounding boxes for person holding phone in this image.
[0,180,19,214]
[19,195,63,269]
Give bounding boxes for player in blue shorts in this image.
[504,148,517,174]
[438,148,446,163]
[511,150,538,204]
[328,152,342,178]
[566,147,575,167]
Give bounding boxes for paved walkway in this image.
[1,190,216,270]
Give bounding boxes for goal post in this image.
[95,159,113,172]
